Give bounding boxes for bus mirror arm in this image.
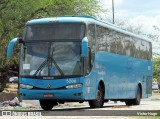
[18,38,23,43]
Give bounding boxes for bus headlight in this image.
[66,84,82,89]
[20,84,33,89]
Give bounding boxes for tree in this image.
[153,58,160,82]
[0,0,102,90]
[0,0,102,65]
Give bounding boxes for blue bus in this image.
[7,16,152,110]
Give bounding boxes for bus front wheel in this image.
[39,100,57,110]
[88,85,104,108]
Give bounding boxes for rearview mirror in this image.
[81,37,88,57]
[7,38,19,58]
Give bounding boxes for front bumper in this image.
[20,87,84,100]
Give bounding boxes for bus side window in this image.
[86,47,92,74]
[87,24,95,74]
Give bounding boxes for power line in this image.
[112,0,115,24]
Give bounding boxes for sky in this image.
[99,0,160,53]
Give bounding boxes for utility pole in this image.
[112,0,115,24]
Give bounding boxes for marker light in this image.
[20,84,33,89]
[66,84,82,89]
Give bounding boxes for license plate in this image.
[44,94,54,98]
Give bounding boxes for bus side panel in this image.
[82,63,106,100]
[142,60,152,98]
[94,51,152,100]
[82,74,97,100]
[95,51,134,99]
[130,59,152,98]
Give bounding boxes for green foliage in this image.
[153,58,160,82]
[0,0,101,70]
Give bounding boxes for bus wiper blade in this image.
[33,44,50,77]
[33,58,48,76]
[50,57,64,76]
[50,48,64,76]
[33,46,65,77]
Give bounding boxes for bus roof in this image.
[26,15,151,43]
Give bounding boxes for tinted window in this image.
[20,42,82,77]
[24,23,85,41]
[87,24,95,73]
[96,25,152,60]
[88,24,95,50]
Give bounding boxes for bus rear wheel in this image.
[39,100,57,110]
[125,86,141,106]
[125,100,133,106]
[133,86,141,105]
[88,85,104,108]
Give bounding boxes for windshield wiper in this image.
[33,44,51,76]
[33,58,48,76]
[50,47,64,76]
[33,44,64,77]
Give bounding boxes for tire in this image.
[133,86,141,105]
[39,100,57,110]
[125,100,133,106]
[125,86,141,106]
[88,85,104,108]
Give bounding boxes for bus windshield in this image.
[20,42,82,77]
[24,23,85,41]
